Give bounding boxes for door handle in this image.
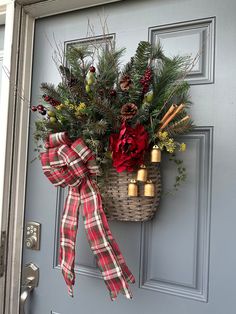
[20,285,34,314]
[20,263,39,314]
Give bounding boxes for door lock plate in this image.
[21,263,39,314]
[25,222,41,250]
[22,263,39,287]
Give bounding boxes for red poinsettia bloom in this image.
[110,123,149,172]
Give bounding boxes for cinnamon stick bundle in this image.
[160,104,177,124]
[169,115,190,128]
[159,104,185,131]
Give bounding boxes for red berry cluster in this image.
[110,89,117,97]
[98,88,117,97]
[140,67,152,94]
[89,66,96,73]
[42,94,60,107]
[31,104,47,115]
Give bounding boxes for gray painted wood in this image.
[23,0,236,313]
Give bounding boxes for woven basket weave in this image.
[101,163,161,222]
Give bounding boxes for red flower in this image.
[110,123,149,172]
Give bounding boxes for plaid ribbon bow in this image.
[40,132,135,300]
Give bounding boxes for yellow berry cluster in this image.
[158,131,186,153]
[56,103,66,110]
[75,102,86,117]
[56,100,87,118]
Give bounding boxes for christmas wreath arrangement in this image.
[32,39,193,299]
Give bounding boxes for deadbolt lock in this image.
[25,222,41,250]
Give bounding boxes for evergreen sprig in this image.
[66,45,93,78]
[151,56,190,113]
[166,119,194,137]
[129,41,152,103]
[96,46,125,90]
[40,82,62,102]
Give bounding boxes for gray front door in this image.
[22,0,236,313]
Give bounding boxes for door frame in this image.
[0,2,22,313]
[1,1,123,313]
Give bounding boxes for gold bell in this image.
[137,165,148,182]
[151,145,161,163]
[144,180,155,197]
[128,179,138,197]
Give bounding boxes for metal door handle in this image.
[20,284,34,314]
[20,263,39,314]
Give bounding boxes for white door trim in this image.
[23,0,122,18]
[2,1,123,313]
[0,2,21,313]
[0,1,15,234]
[3,7,35,314]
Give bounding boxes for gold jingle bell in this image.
[137,164,148,182]
[144,180,155,197]
[151,145,161,163]
[128,179,138,197]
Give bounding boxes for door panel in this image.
[141,128,212,302]
[23,0,236,313]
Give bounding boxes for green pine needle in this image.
[40,82,62,102]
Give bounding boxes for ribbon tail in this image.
[60,187,80,297]
[81,178,135,301]
[92,181,135,285]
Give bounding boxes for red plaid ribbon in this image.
[40,132,135,300]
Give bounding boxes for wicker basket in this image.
[101,163,161,222]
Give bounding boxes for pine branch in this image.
[84,138,101,152]
[59,65,71,81]
[40,82,62,101]
[67,44,92,60]
[121,57,134,76]
[96,47,125,90]
[151,41,165,61]
[92,98,119,127]
[57,83,75,102]
[66,45,93,78]
[164,81,191,105]
[132,41,152,76]
[156,56,188,100]
[132,106,150,125]
[90,119,108,135]
[166,119,194,137]
[129,41,152,103]
[149,55,191,124]
[34,120,62,142]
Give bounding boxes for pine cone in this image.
[121,103,138,121]
[120,75,133,91]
